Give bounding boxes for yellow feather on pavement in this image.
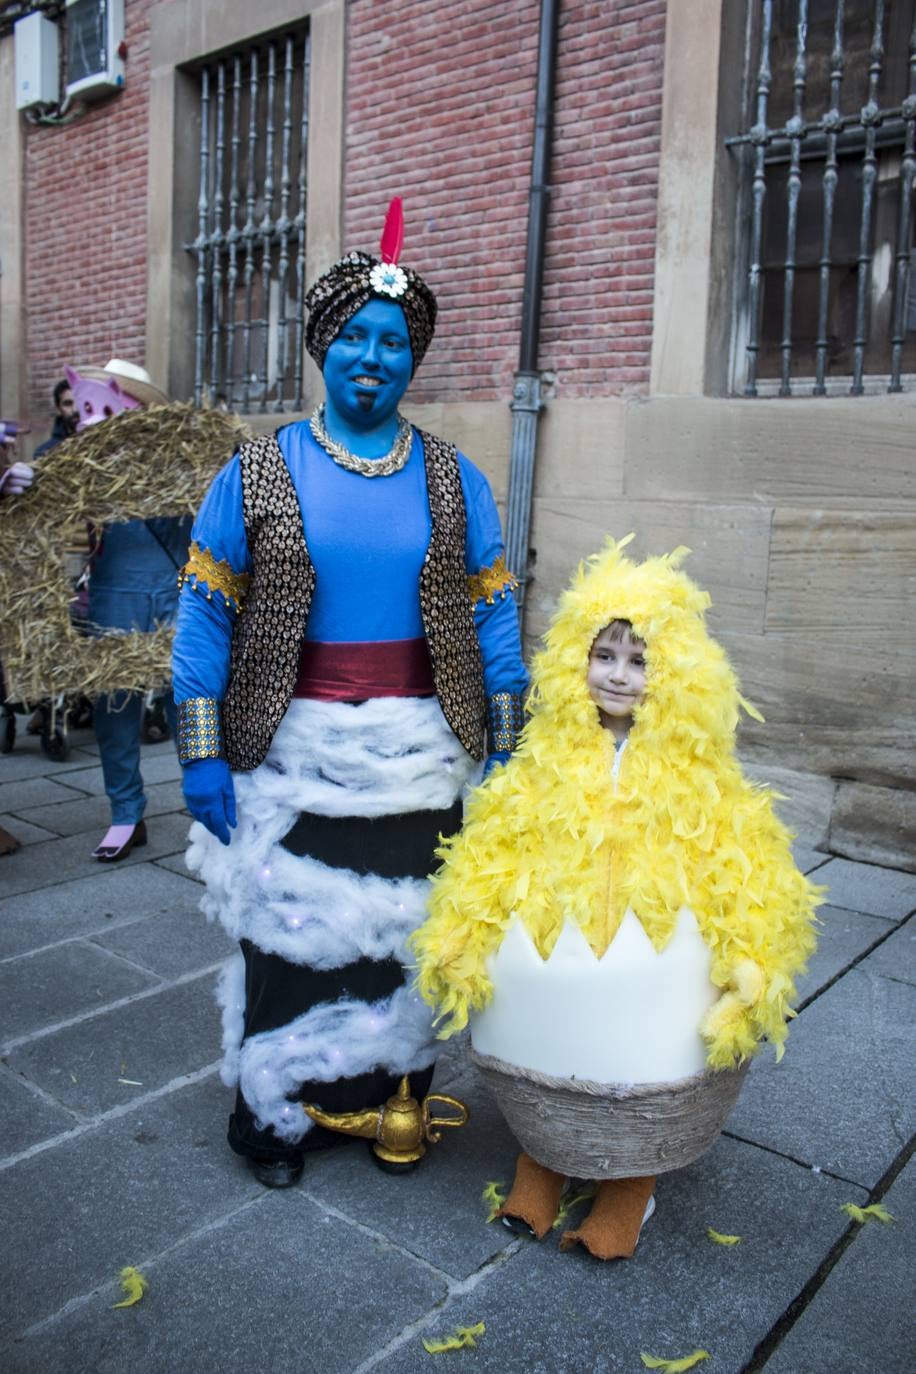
[841,1202,895,1224]
[481,1181,507,1223]
[422,1322,485,1353]
[640,1352,710,1372]
[706,1227,742,1245]
[112,1266,148,1308]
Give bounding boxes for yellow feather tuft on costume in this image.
[422,1322,485,1353]
[640,1352,710,1372]
[112,1266,148,1308]
[841,1202,895,1225]
[411,538,822,1067]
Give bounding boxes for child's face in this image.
[587,626,647,735]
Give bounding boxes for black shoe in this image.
[247,1156,304,1188]
[368,1141,420,1174]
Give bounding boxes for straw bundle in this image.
[0,403,250,703]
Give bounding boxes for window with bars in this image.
[186,27,311,413]
[729,0,916,396]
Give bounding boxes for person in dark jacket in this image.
[33,378,78,458]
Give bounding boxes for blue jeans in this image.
[94,691,178,825]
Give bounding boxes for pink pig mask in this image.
[65,365,141,431]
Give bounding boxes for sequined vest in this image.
[221,429,486,770]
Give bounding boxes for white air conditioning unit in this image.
[65,0,125,101]
[14,13,60,110]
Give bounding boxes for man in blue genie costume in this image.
[171,199,527,1187]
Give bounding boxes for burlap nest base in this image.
[471,1048,750,1179]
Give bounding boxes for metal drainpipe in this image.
[504,0,560,618]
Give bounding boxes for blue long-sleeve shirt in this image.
[172,422,527,705]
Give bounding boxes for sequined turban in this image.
[305,175,441,374]
[305,249,437,374]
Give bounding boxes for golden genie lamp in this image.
[303,1076,469,1169]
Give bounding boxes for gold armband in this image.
[467,554,519,606]
[177,697,223,763]
[178,541,250,613]
[486,692,526,754]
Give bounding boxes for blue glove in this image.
[182,757,237,845]
[483,751,511,777]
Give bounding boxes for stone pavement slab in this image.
[815,857,916,920]
[858,915,915,987]
[153,852,199,881]
[0,746,99,784]
[761,1159,915,1373]
[795,903,893,1003]
[91,905,233,980]
[3,1188,448,1374]
[0,1066,77,1158]
[299,1065,518,1281]
[0,942,160,1043]
[0,813,58,846]
[0,863,204,960]
[384,1134,863,1374]
[0,1074,256,1344]
[16,780,187,837]
[792,842,830,875]
[0,812,192,900]
[58,751,184,796]
[6,974,223,1117]
[0,775,92,813]
[728,969,915,1188]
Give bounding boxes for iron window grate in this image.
[728,0,916,396]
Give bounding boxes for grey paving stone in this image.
[728,970,915,1189]
[0,1074,259,1345]
[76,738,177,762]
[4,1188,447,1373]
[0,1067,77,1159]
[153,852,200,881]
[0,863,205,960]
[762,1159,915,1374]
[16,779,187,837]
[858,916,916,987]
[6,974,222,1117]
[299,1063,519,1281]
[795,903,894,1004]
[0,812,192,900]
[60,751,183,796]
[386,1134,862,1374]
[0,942,160,1043]
[0,775,91,813]
[816,857,916,921]
[0,745,99,783]
[91,906,234,979]
[0,813,58,845]
[792,842,830,875]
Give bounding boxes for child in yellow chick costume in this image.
[411,538,822,1260]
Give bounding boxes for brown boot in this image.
[495,1152,568,1240]
[559,1175,656,1260]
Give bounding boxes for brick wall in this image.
[24,0,153,435]
[345,0,666,402]
[22,0,666,429]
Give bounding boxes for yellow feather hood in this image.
[411,538,822,1068]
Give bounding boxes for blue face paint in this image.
[322,299,413,450]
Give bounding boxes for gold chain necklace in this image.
[309,404,413,478]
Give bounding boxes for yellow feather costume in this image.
[412,539,822,1070]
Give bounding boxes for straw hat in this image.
[74,359,169,407]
